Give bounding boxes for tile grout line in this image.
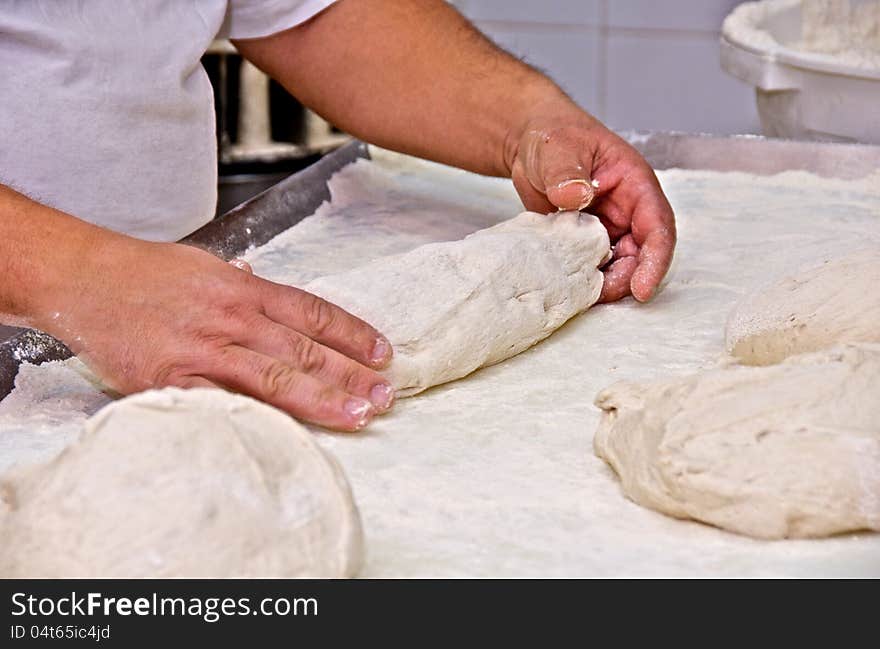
[597,0,608,120]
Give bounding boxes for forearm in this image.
[234,0,593,177]
[236,1,674,304]
[0,184,113,330]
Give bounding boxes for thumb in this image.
[547,178,599,212]
[228,258,254,273]
[517,128,599,211]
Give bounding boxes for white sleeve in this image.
[219,0,338,40]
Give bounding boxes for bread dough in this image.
[306,211,611,396]
[0,388,364,578]
[726,247,880,365]
[593,344,880,539]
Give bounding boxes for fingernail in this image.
[558,179,598,210]
[369,383,395,411]
[371,336,391,365]
[229,258,253,273]
[344,397,374,429]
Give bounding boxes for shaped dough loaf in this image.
[726,247,880,365]
[593,344,880,539]
[0,388,364,578]
[306,211,611,396]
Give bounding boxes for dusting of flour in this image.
[801,0,880,69]
[1,149,878,577]
[724,0,880,70]
[0,359,111,473]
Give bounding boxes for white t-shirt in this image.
[0,0,336,242]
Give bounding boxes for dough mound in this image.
[726,247,880,365]
[0,388,364,578]
[306,211,611,396]
[593,344,880,539]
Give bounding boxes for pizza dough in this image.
[0,388,364,578]
[593,344,880,539]
[726,247,880,365]
[306,210,611,396]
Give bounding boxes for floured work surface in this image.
[2,147,879,576]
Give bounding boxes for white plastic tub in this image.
[721,0,880,143]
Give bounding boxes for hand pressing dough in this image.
[726,247,880,365]
[0,388,364,578]
[593,344,880,539]
[306,211,611,396]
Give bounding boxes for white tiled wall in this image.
[453,0,761,135]
[485,29,603,111]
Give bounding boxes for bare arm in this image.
[0,184,104,328]
[0,184,394,430]
[235,0,676,302]
[233,0,558,177]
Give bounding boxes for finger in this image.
[546,178,598,212]
[589,193,633,231]
[229,258,253,273]
[597,215,628,243]
[630,184,676,246]
[517,128,599,211]
[535,150,596,211]
[242,321,395,413]
[599,256,638,303]
[631,227,676,303]
[594,162,676,302]
[612,233,639,260]
[259,281,393,370]
[512,160,556,213]
[210,345,376,431]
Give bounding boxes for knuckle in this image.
[217,300,261,330]
[308,383,340,414]
[191,329,234,350]
[291,336,327,375]
[301,292,337,337]
[259,362,297,401]
[341,367,363,394]
[152,357,195,388]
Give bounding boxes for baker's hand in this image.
[43,237,395,431]
[506,111,676,303]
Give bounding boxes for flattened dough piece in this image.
[306,211,611,396]
[726,247,880,365]
[0,388,364,578]
[594,344,880,539]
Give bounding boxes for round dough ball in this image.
[593,344,880,539]
[726,247,880,365]
[0,388,364,578]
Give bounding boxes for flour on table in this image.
[2,149,880,577]
[594,343,880,539]
[0,388,363,578]
[726,247,880,365]
[0,358,111,474]
[306,211,610,396]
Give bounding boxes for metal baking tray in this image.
[2,133,878,399]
